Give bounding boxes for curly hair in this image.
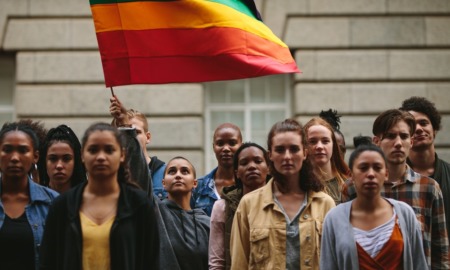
[400,96,441,131]
[38,125,87,188]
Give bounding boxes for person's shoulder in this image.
[388,198,416,219]
[310,190,336,205]
[197,168,217,181]
[325,201,350,218]
[123,183,149,200]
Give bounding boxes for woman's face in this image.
[163,158,197,196]
[269,131,306,177]
[82,130,124,179]
[213,127,242,169]
[0,131,38,180]
[236,146,269,192]
[351,151,388,198]
[46,141,74,188]
[307,124,333,167]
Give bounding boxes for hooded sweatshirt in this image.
[154,199,210,270]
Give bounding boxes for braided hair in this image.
[38,125,87,187]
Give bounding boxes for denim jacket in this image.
[0,178,59,270]
[191,167,218,216]
[152,164,167,200]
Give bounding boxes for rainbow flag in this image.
[90,0,300,86]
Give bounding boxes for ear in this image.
[303,147,308,160]
[162,179,166,189]
[120,148,125,163]
[372,136,381,146]
[146,131,151,144]
[268,150,273,161]
[192,178,198,189]
[33,150,39,164]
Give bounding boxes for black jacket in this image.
[39,182,159,270]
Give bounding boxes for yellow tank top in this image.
[80,212,115,270]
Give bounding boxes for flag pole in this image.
[110,87,115,97]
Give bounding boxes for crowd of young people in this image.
[0,95,448,269]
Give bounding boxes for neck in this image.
[168,193,192,210]
[386,163,406,183]
[243,183,264,195]
[215,166,235,181]
[2,176,29,194]
[274,174,304,194]
[49,180,71,194]
[353,195,385,212]
[85,175,120,196]
[313,162,333,181]
[409,146,436,171]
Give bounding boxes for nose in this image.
[10,150,20,162]
[367,167,375,179]
[96,151,106,161]
[56,160,64,169]
[284,149,292,159]
[247,161,257,170]
[223,144,231,152]
[393,135,402,147]
[415,123,423,134]
[316,141,324,150]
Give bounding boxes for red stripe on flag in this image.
[101,54,298,86]
[96,27,295,64]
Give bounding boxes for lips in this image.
[6,166,22,172]
[221,155,232,160]
[245,172,260,179]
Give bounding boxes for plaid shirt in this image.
[342,165,450,269]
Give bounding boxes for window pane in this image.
[268,110,286,125]
[227,80,245,103]
[249,77,266,103]
[211,111,244,132]
[268,75,285,103]
[209,81,227,103]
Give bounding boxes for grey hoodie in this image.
[154,199,210,270]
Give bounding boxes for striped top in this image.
[353,211,396,258]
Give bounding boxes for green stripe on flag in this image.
[207,0,258,19]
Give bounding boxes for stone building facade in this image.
[1,0,449,174]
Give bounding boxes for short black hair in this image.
[400,96,441,131]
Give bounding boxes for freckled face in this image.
[307,125,333,167]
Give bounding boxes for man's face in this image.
[130,118,151,156]
[408,111,436,151]
[374,120,412,166]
